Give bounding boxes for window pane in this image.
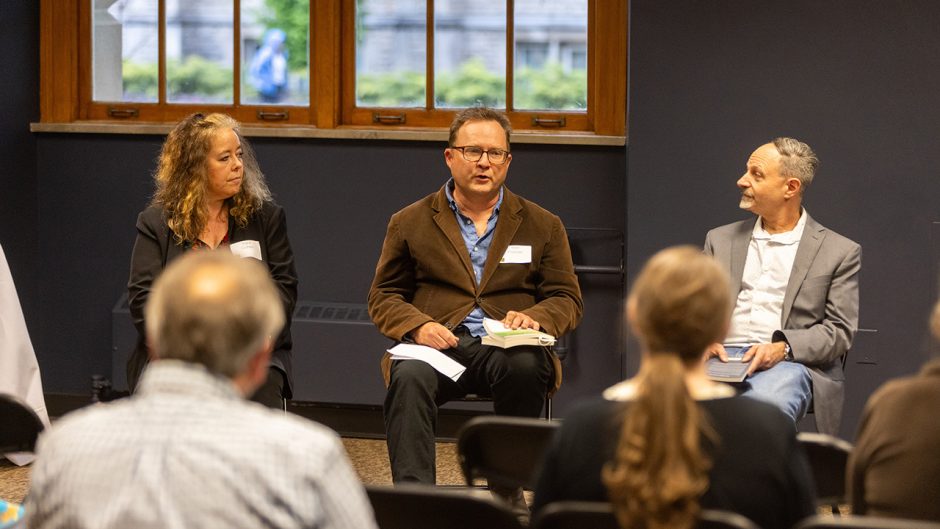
[514,0,587,111]
[93,0,158,102]
[356,0,427,108]
[241,0,309,106]
[434,0,506,109]
[166,1,234,104]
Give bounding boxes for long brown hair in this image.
[602,246,731,529]
[152,113,271,244]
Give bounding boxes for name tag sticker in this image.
[500,245,532,264]
[229,240,263,261]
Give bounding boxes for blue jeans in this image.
[741,361,813,422]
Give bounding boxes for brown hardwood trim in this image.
[30,121,626,146]
[592,0,628,137]
[314,0,341,128]
[40,0,80,122]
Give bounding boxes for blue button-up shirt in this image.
[445,178,503,337]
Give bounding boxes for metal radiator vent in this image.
[294,301,372,324]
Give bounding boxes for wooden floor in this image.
[1,437,462,505]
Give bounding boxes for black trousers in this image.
[384,328,553,484]
[249,367,287,409]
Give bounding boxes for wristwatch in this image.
[783,342,793,362]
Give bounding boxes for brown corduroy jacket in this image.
[368,185,582,342]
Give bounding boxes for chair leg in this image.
[545,396,552,420]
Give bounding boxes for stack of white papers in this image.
[388,343,466,381]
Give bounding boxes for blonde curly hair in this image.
[152,113,271,244]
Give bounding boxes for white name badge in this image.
[500,245,532,264]
[229,240,263,261]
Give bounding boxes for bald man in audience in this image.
[25,251,377,529]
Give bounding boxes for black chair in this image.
[456,415,559,489]
[797,432,853,513]
[366,483,523,529]
[795,514,940,529]
[801,351,849,436]
[532,501,762,529]
[0,393,44,453]
[531,501,619,529]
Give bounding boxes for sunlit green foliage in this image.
[123,57,233,101]
[356,58,586,110]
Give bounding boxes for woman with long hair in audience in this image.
[126,113,297,408]
[532,246,815,529]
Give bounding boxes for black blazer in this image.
[126,201,298,396]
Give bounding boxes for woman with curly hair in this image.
[533,246,815,529]
[127,113,297,408]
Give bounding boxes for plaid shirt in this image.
[24,361,377,529]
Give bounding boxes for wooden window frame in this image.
[40,0,626,138]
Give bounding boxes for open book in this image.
[480,317,556,348]
[705,344,754,383]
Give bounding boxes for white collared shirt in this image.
[726,210,807,344]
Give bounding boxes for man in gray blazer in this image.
[704,138,860,435]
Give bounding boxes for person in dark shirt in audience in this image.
[533,246,816,529]
[848,300,940,521]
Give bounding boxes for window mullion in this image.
[426,0,434,111]
[233,0,242,108]
[506,0,514,112]
[158,0,166,106]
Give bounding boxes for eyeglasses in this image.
[451,146,511,165]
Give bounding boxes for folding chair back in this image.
[531,501,619,529]
[532,502,761,529]
[797,432,853,512]
[0,393,44,453]
[366,484,523,529]
[456,415,559,489]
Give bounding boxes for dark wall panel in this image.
[35,136,160,393]
[34,133,626,411]
[627,0,940,438]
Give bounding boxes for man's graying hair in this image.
[145,251,284,378]
[772,137,819,192]
[448,107,512,149]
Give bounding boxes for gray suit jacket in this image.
[704,212,861,435]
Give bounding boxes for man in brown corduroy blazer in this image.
[368,107,582,485]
